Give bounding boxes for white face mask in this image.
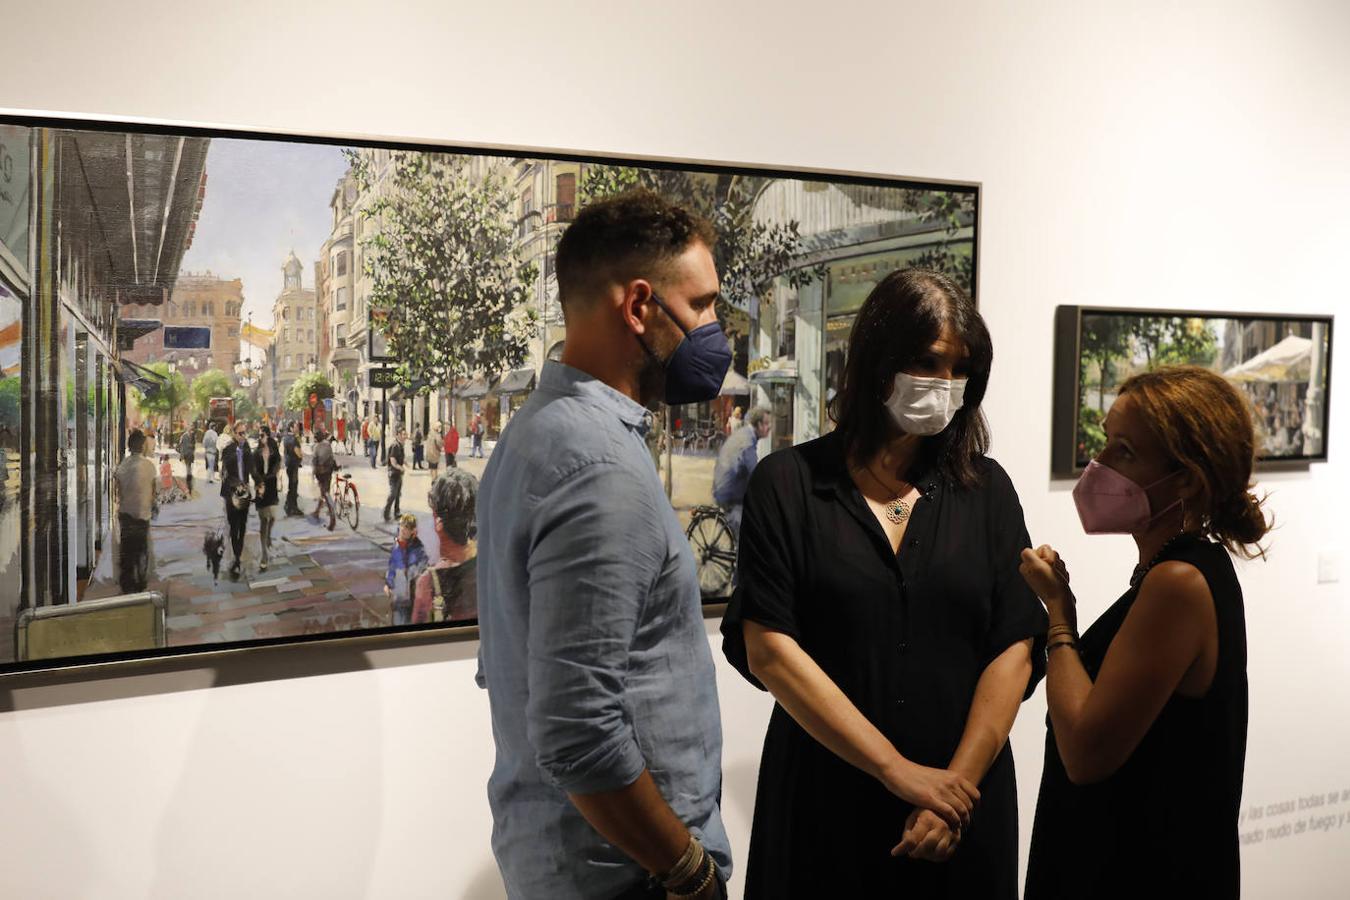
[884,373,967,436]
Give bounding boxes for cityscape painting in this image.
[0,113,978,672]
[1052,306,1334,476]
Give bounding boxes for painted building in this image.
[319,171,360,422]
[266,251,320,414]
[0,122,208,643]
[120,272,244,387]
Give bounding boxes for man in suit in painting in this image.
[219,419,255,579]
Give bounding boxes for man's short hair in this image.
[427,468,478,546]
[747,407,773,429]
[555,188,716,312]
[128,430,146,454]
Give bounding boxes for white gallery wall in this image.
[3,1,1349,897]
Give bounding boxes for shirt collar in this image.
[538,360,655,436]
[810,430,943,499]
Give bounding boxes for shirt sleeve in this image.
[721,452,802,691]
[523,459,664,795]
[983,459,1048,697]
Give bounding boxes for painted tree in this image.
[1075,316,1131,462]
[579,166,820,336]
[189,369,234,419]
[344,149,538,393]
[231,389,261,423]
[1131,316,1217,368]
[132,362,189,429]
[284,371,334,412]
[897,189,978,298]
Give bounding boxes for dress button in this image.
[899,641,908,651]
[909,538,919,548]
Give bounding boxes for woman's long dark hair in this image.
[828,268,993,489]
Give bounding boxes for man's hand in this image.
[892,807,960,862]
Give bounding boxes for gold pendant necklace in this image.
[883,496,912,525]
[866,465,913,525]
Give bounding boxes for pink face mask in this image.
[1072,460,1182,535]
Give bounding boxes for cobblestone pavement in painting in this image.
[85,449,428,647]
[74,438,722,651]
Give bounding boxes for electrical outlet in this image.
[1317,553,1341,584]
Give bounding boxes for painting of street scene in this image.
[0,117,976,670]
[1072,310,1332,469]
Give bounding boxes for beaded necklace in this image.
[1130,530,1204,589]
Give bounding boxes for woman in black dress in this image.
[252,425,282,571]
[722,269,1047,898]
[1021,367,1268,899]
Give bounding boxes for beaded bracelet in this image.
[668,852,717,899]
[661,837,704,892]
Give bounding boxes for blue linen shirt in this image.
[476,361,731,899]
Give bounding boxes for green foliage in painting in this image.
[284,371,334,413]
[190,369,234,419]
[344,149,538,394]
[1075,315,1220,461]
[579,166,821,335]
[0,377,19,428]
[898,189,978,298]
[231,389,261,422]
[133,362,189,422]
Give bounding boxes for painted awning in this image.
[1223,335,1313,383]
[748,357,799,384]
[454,376,492,399]
[496,368,537,395]
[114,358,171,395]
[720,369,750,396]
[117,318,163,352]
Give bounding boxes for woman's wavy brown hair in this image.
[1119,366,1273,559]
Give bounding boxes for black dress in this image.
[251,439,281,508]
[1025,534,1248,899]
[721,432,1048,899]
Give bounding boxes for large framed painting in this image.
[1052,306,1334,476]
[0,110,978,673]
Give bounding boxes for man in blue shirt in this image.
[712,406,772,537]
[477,190,731,900]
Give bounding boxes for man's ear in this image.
[621,279,654,335]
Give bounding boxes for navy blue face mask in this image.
[641,292,733,405]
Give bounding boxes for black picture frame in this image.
[1052,305,1334,477]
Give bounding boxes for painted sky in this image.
[178,137,351,359]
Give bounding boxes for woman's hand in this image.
[1020,545,1074,607]
[892,807,960,861]
[1021,545,1079,636]
[880,759,979,830]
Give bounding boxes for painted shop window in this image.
[0,275,22,623]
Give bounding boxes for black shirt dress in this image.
[721,431,1047,898]
[1025,534,1248,899]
